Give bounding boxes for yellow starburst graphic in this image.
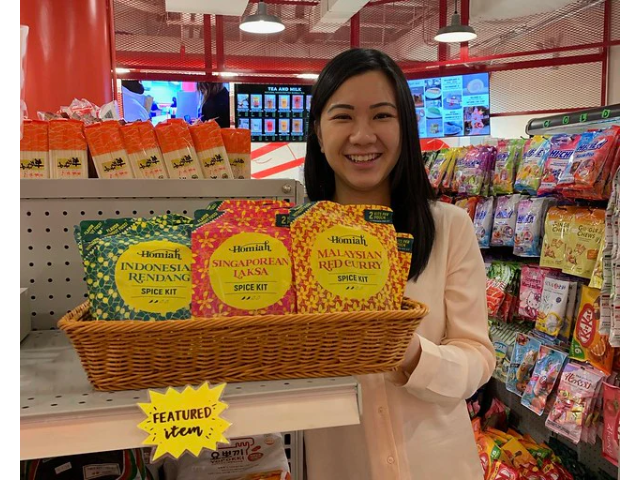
[137,382,232,461]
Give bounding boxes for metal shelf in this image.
[21,330,361,461]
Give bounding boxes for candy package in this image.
[490,194,522,247]
[537,133,581,195]
[474,197,495,249]
[486,262,517,318]
[454,146,493,195]
[422,150,438,174]
[545,363,604,444]
[563,208,605,279]
[513,197,553,257]
[428,148,455,190]
[602,382,620,466]
[521,346,568,415]
[492,139,524,195]
[558,281,579,346]
[506,334,542,397]
[540,206,576,270]
[514,135,550,195]
[454,196,479,221]
[490,321,530,382]
[518,266,549,321]
[570,285,614,375]
[443,147,466,192]
[535,277,570,338]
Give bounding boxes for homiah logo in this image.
[329,235,368,246]
[230,241,271,253]
[138,248,182,260]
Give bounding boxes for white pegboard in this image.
[20,179,304,330]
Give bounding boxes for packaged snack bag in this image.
[537,134,581,195]
[84,121,135,179]
[490,194,522,247]
[190,120,234,179]
[161,434,292,480]
[557,281,579,345]
[396,233,414,285]
[455,196,479,221]
[155,120,204,179]
[20,119,49,178]
[540,207,576,269]
[546,363,605,444]
[207,199,292,212]
[49,119,89,178]
[515,135,551,195]
[290,201,399,313]
[490,321,529,382]
[439,194,454,204]
[602,382,620,466]
[492,139,524,195]
[443,146,466,192]
[506,334,542,397]
[518,266,549,321]
[191,207,294,316]
[501,437,537,470]
[453,146,487,195]
[535,277,571,338]
[563,208,605,279]
[514,197,553,257]
[221,128,251,179]
[428,148,454,190]
[521,346,568,415]
[121,122,169,179]
[474,197,495,249]
[475,433,503,479]
[422,150,438,174]
[486,262,517,318]
[570,285,614,374]
[78,215,193,321]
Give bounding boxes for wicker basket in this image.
[58,299,428,392]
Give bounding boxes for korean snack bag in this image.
[513,197,553,257]
[570,285,614,374]
[161,433,291,480]
[453,146,486,195]
[545,363,606,444]
[20,119,49,178]
[490,194,522,247]
[506,334,542,397]
[535,277,570,338]
[121,122,169,179]
[155,119,204,179]
[84,121,135,179]
[474,197,495,249]
[514,135,550,195]
[190,120,234,179]
[537,133,581,195]
[77,215,193,321]
[191,207,294,316]
[290,201,399,313]
[518,266,549,321]
[492,139,524,195]
[563,208,605,279]
[602,382,620,466]
[49,119,89,178]
[455,196,479,221]
[428,148,454,190]
[443,146,466,192]
[540,206,576,269]
[221,128,251,179]
[521,346,568,415]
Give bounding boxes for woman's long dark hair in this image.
[304,48,437,280]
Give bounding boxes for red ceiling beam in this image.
[350,12,360,48]
[460,0,470,61]
[601,0,611,105]
[203,14,213,73]
[216,15,225,71]
[438,0,448,67]
[249,0,318,4]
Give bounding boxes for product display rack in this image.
[20,179,361,480]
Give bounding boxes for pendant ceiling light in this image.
[434,0,477,43]
[239,1,285,34]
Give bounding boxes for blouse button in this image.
[387,456,395,464]
[378,406,385,415]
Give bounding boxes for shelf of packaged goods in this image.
[20,330,362,461]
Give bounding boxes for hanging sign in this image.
[138,382,232,461]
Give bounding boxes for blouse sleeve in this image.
[392,210,496,404]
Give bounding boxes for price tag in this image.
[138,382,231,461]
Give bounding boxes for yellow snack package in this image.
[290,201,399,313]
[589,234,605,289]
[501,437,537,470]
[540,206,576,269]
[563,208,606,279]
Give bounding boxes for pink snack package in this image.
[602,382,620,466]
[538,133,581,195]
[518,265,550,320]
[545,362,606,444]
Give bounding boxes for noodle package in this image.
[20,120,49,178]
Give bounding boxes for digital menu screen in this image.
[408,72,490,138]
[235,84,312,142]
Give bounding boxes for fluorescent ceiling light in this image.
[219,72,239,78]
[115,67,131,74]
[239,1,285,34]
[297,73,319,80]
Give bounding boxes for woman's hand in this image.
[399,333,422,376]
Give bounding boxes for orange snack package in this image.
[155,119,204,179]
[20,120,49,178]
[290,201,399,313]
[121,122,168,179]
[221,128,251,179]
[84,121,135,179]
[49,119,89,178]
[190,120,234,179]
[540,206,576,270]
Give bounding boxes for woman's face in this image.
[317,70,401,198]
